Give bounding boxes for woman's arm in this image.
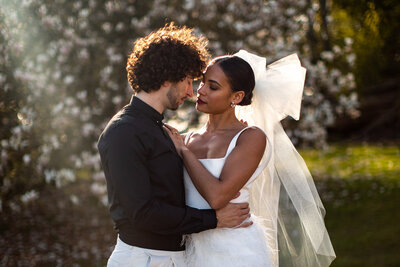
[165,125,266,210]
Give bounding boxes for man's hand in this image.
[216,202,252,228]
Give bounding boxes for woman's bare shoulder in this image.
[237,126,267,146]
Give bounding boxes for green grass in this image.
[299,144,400,267]
[300,145,400,180]
[318,178,400,267]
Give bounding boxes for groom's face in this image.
[166,76,194,110]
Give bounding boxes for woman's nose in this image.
[197,84,205,95]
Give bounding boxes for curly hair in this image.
[126,23,210,93]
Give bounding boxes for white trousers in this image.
[107,236,186,267]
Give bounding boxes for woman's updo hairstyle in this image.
[212,56,255,106]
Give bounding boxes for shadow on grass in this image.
[317,177,400,267]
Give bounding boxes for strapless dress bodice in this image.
[184,157,255,209]
[183,127,271,209]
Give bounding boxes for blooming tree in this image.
[0,0,358,209]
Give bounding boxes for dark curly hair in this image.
[126,23,210,93]
[212,56,255,106]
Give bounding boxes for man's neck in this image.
[135,91,166,114]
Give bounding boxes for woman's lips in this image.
[196,98,206,104]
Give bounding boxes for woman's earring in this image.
[230,102,236,108]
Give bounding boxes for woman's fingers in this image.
[163,125,178,136]
[163,125,183,146]
[162,125,185,158]
[163,125,173,136]
[163,123,178,133]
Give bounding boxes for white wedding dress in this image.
[182,50,335,266]
[183,127,276,267]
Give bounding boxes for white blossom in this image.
[102,22,112,33]
[321,51,334,61]
[70,194,80,205]
[21,190,39,203]
[23,154,31,164]
[63,75,74,85]
[346,53,356,66]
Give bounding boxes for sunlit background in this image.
[0,0,399,266]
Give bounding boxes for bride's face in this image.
[196,64,236,114]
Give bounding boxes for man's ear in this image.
[161,81,172,89]
[232,91,245,105]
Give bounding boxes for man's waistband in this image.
[118,223,185,251]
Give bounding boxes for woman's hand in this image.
[163,124,185,157]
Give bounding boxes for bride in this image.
[165,50,335,267]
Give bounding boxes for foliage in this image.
[331,0,400,92]
[328,0,400,140]
[0,0,358,211]
[300,144,400,180]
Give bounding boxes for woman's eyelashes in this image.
[198,79,218,91]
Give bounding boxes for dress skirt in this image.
[183,215,275,267]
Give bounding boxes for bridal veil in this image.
[234,50,336,266]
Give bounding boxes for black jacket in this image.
[98,96,217,251]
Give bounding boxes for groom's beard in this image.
[166,85,183,110]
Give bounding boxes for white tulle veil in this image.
[234,50,336,266]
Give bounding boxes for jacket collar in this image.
[125,95,180,157]
[126,95,164,126]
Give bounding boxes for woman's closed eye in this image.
[209,81,219,90]
[198,80,216,90]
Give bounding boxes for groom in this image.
[98,23,251,266]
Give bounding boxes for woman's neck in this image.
[204,110,242,132]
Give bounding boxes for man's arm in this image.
[104,124,248,235]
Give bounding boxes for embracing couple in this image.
[98,23,335,267]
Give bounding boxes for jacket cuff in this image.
[202,209,218,229]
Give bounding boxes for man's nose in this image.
[187,80,193,97]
